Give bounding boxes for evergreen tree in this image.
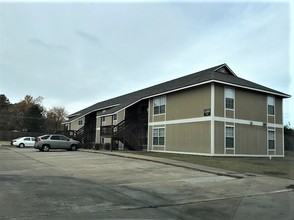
[0,94,11,130]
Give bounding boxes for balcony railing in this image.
[100,125,114,137]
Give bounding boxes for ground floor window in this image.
[153,128,165,145]
[268,130,275,150]
[225,126,234,148]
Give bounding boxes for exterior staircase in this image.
[100,115,147,151]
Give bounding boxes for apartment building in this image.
[64,64,290,157]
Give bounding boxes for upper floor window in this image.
[225,87,235,110]
[78,119,83,125]
[267,96,275,116]
[101,116,106,125]
[154,96,166,115]
[113,114,117,125]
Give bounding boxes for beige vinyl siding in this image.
[166,85,211,120]
[70,117,84,131]
[225,110,234,118]
[215,85,224,117]
[235,89,267,122]
[268,116,275,124]
[101,116,112,126]
[275,98,283,124]
[166,122,210,153]
[117,109,125,124]
[214,121,224,154]
[235,124,267,155]
[276,128,283,155]
[70,120,79,131]
[153,115,165,122]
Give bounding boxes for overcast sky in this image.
[0,0,293,125]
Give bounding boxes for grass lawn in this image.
[129,151,294,180]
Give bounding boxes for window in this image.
[113,114,117,125]
[225,88,234,109]
[268,130,275,150]
[78,119,83,125]
[101,116,106,126]
[153,128,165,145]
[50,135,60,140]
[60,136,68,141]
[225,126,234,148]
[267,96,275,115]
[24,138,30,141]
[41,135,50,140]
[154,96,166,115]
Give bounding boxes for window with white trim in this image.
[153,128,165,145]
[225,126,234,148]
[78,119,83,126]
[268,130,275,150]
[154,96,166,115]
[267,96,275,116]
[102,116,106,125]
[113,114,117,125]
[225,87,235,110]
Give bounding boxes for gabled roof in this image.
[65,63,290,123]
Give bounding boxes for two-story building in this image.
[64,64,290,157]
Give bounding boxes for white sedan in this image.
[11,137,36,148]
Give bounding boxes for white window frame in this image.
[101,116,106,126]
[225,125,235,150]
[152,127,165,146]
[225,87,235,110]
[78,118,83,126]
[267,129,276,153]
[267,96,275,116]
[113,114,117,125]
[153,96,166,115]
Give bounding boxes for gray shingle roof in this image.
[66,64,290,123]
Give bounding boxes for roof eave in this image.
[213,80,291,98]
[65,104,121,123]
[98,79,290,118]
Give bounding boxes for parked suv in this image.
[34,134,80,152]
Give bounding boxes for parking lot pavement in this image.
[0,146,293,220]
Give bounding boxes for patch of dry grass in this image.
[129,151,294,180]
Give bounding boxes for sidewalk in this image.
[79,149,247,179]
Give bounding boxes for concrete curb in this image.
[79,149,246,179]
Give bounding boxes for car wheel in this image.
[19,143,25,148]
[70,145,77,151]
[42,145,50,152]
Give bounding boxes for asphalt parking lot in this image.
[0,146,293,220]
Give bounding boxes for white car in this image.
[11,137,36,148]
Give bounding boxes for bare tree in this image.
[45,107,68,133]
